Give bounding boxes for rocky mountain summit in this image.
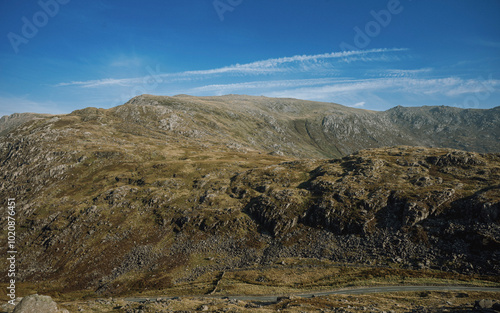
[115,94,499,157]
[0,94,499,299]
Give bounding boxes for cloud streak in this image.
[56,48,407,88]
[184,47,407,75]
[262,77,500,102]
[191,78,343,93]
[352,101,365,107]
[56,78,138,88]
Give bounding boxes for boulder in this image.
[13,294,67,313]
[474,299,494,309]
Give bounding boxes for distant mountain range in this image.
[0,94,498,298]
[2,94,499,157]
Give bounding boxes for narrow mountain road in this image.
[124,285,500,303]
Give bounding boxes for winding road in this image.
[124,285,500,303]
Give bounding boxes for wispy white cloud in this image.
[442,76,499,96]
[263,77,500,102]
[184,47,406,76]
[56,48,407,88]
[352,101,365,107]
[51,47,500,110]
[56,78,138,88]
[375,68,433,78]
[191,78,341,93]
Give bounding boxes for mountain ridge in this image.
[2,94,498,158]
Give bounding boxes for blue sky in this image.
[0,0,499,117]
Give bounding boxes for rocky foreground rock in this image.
[11,294,68,313]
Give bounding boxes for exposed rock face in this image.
[0,94,499,296]
[386,105,500,154]
[13,294,67,313]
